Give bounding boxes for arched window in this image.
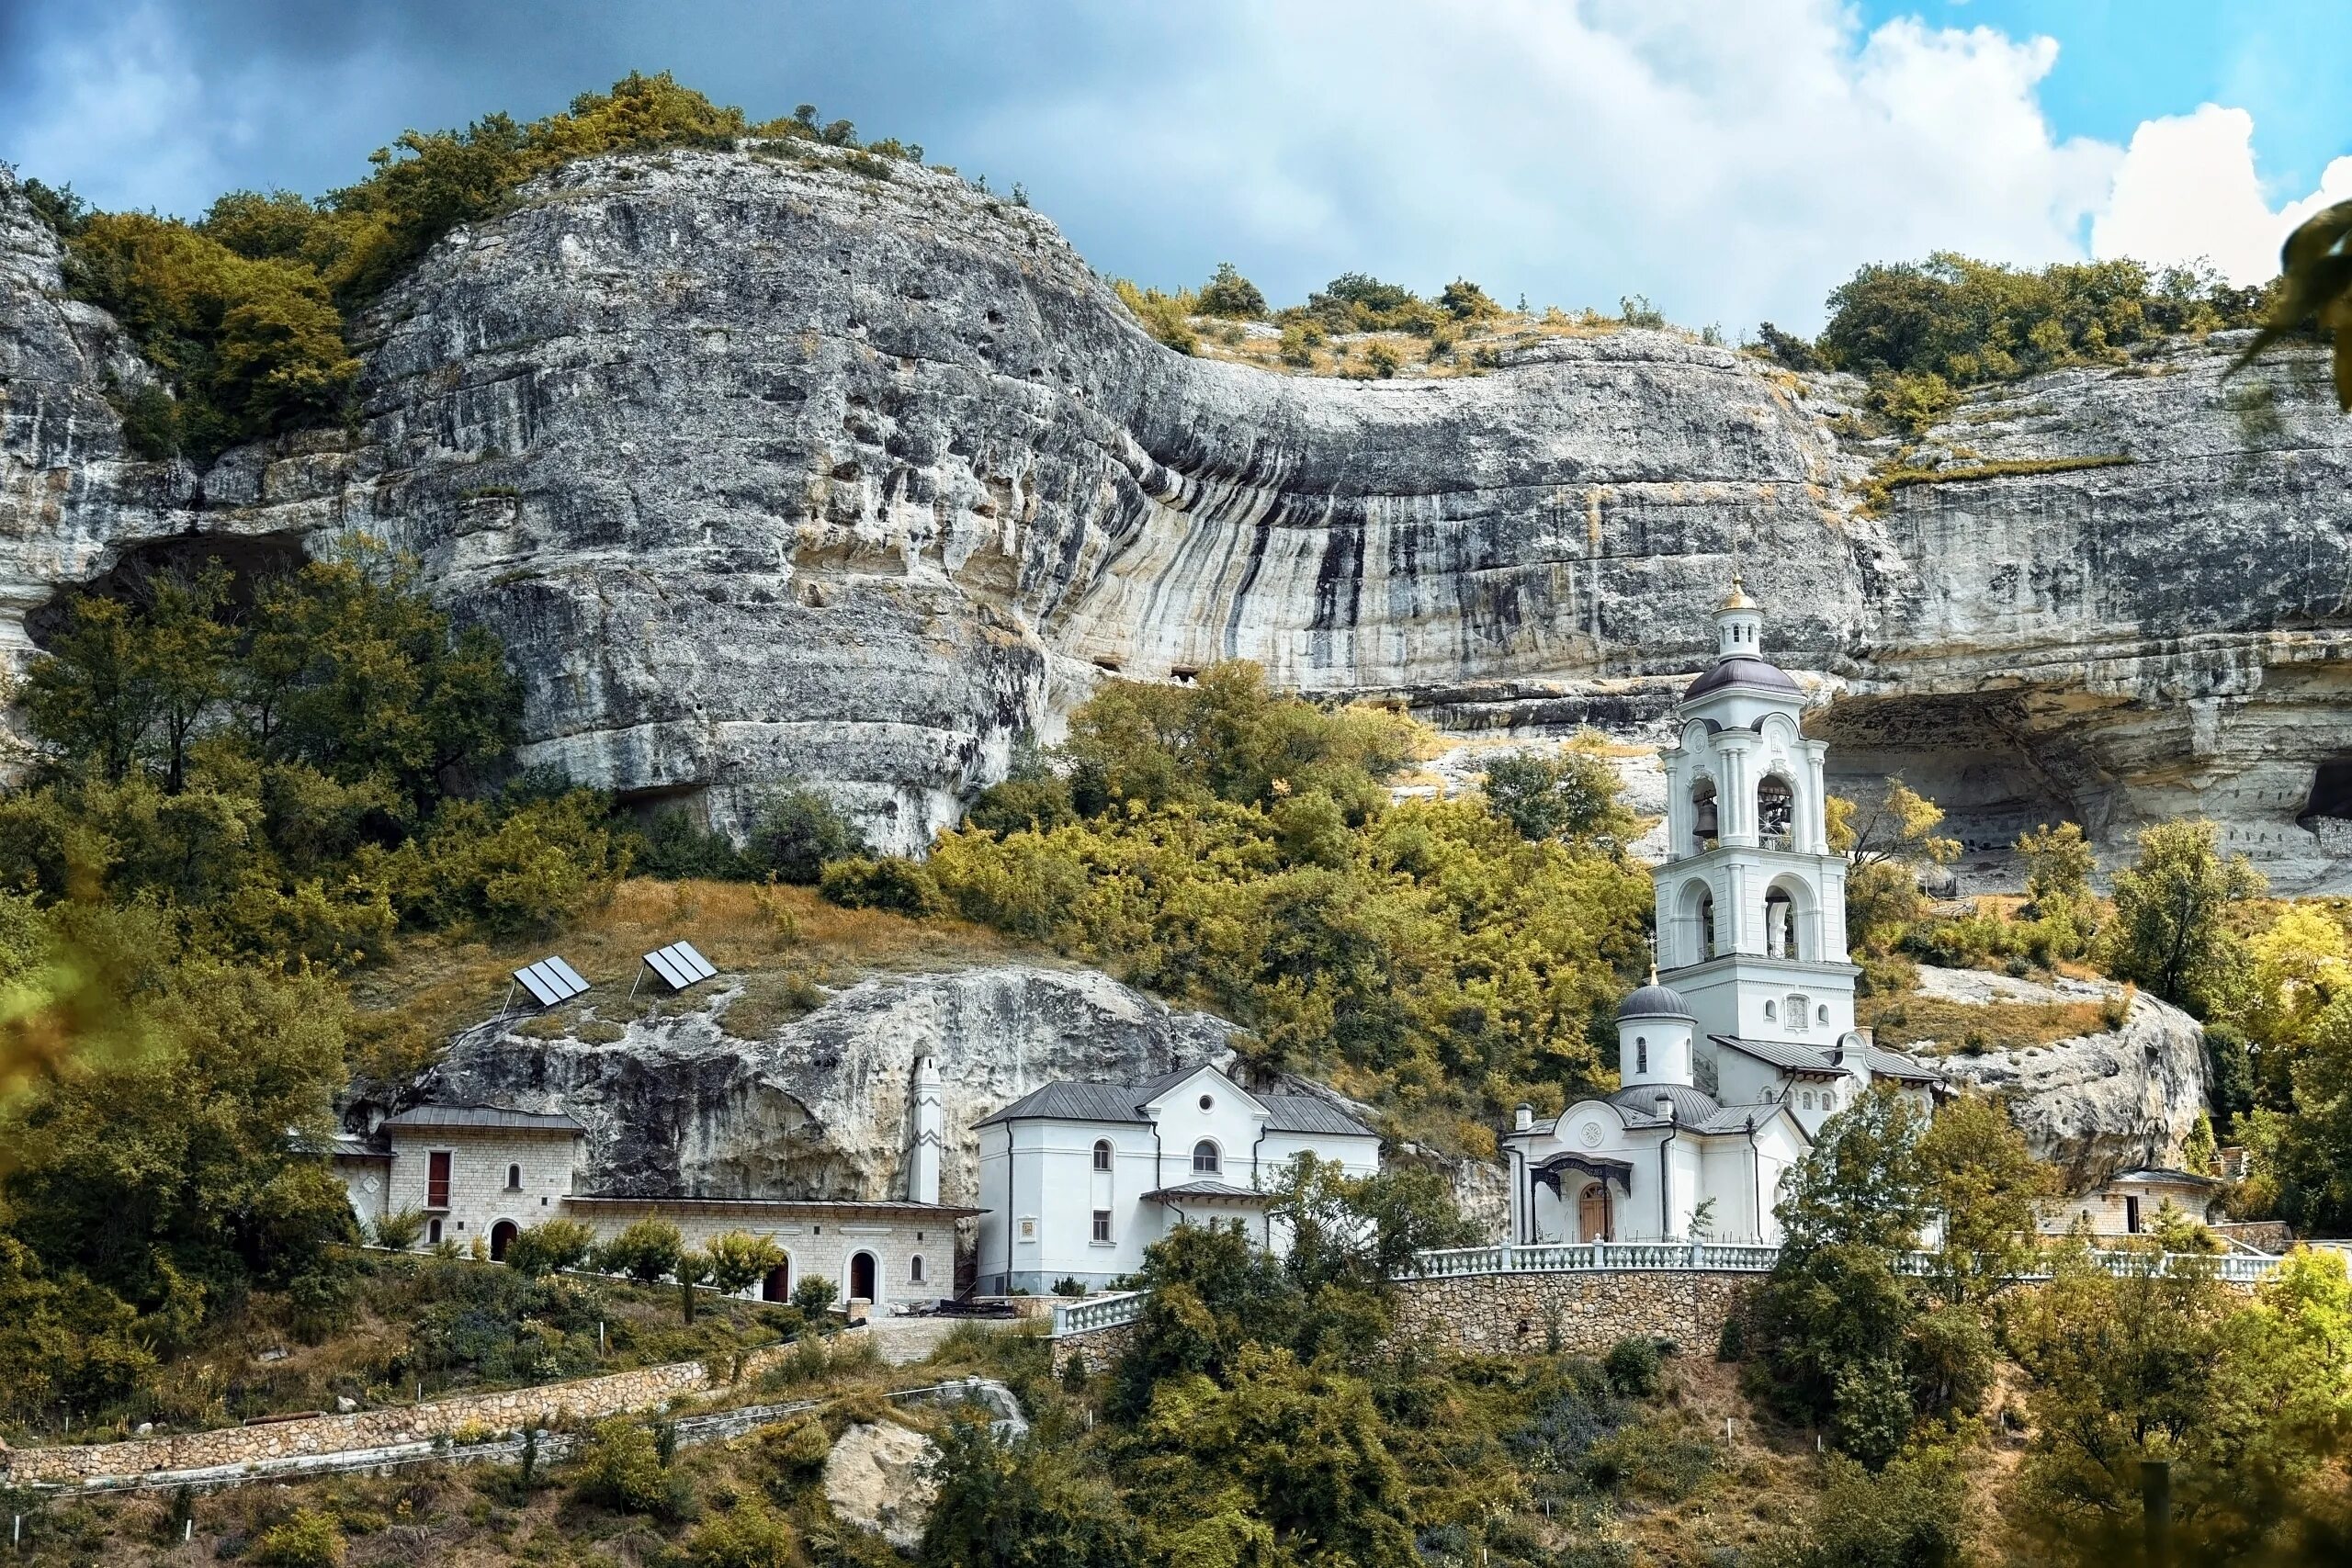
[1758,774,1794,849]
[1690,779,1719,856]
[505,1163,522,1190]
[1635,1037,1648,1074]
[1092,1139,1113,1172]
[427,1217,443,1246]
[1763,999,1778,1021]
[1817,1004,1830,1024]
[910,1255,926,1284]
[1801,1090,1815,1110]
[1192,1140,1221,1175]
[1698,892,1717,960]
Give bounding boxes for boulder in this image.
[822,1420,938,1551]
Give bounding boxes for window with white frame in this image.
[1192,1140,1221,1175]
[1635,1037,1648,1074]
[1091,1210,1112,1244]
[1092,1139,1113,1171]
[1787,994,1810,1031]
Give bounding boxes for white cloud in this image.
[4,4,228,215]
[2092,104,2352,283]
[968,0,2125,331]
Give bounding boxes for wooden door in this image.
[1578,1183,1611,1242]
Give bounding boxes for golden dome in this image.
[1720,573,1758,612]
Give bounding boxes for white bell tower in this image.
[1653,580,1857,1065]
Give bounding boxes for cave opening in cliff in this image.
[25,533,313,649]
[1811,691,2086,893]
[2301,761,2352,827]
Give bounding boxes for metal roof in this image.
[1685,655,1803,701]
[2101,1168,2222,1189]
[973,1081,1154,1127]
[1261,1094,1378,1137]
[1711,1034,1846,1076]
[1864,1045,1945,1084]
[380,1105,586,1134]
[1143,1180,1269,1202]
[1619,982,1696,1021]
[972,1064,1375,1138]
[1608,1083,1726,1127]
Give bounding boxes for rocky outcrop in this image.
[424,964,1233,1202]
[6,155,2350,879]
[1909,966,2208,1191]
[822,1420,938,1550]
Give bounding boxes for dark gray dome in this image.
[1685,655,1803,700]
[1618,982,1694,1021]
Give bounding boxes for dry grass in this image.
[1860,992,2112,1055]
[346,880,1047,1081]
[1186,307,1687,381]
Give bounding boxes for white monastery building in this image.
[335,1057,975,1312]
[1502,582,1943,1247]
[972,1060,1380,1295]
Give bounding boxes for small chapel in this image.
[1502,581,1944,1247]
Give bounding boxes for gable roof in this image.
[380,1104,585,1134]
[1711,1034,1845,1077]
[1864,1045,1945,1084]
[972,1063,1375,1138]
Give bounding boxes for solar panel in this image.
[513,956,590,1009]
[642,941,718,992]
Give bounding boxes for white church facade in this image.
[972,1060,1381,1295]
[1503,582,1943,1247]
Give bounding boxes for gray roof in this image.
[973,1065,1375,1138]
[1261,1094,1379,1137]
[1864,1045,1945,1084]
[380,1105,585,1134]
[973,1081,1153,1127]
[2103,1168,2222,1190]
[331,1134,391,1160]
[1144,1180,1269,1202]
[1686,655,1803,701]
[1712,1034,1846,1076]
[1618,982,1695,1021]
[1607,1083,1783,1135]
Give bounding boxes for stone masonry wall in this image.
[2,1343,798,1486]
[1387,1270,1753,1357]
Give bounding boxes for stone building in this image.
[1501,584,1943,1246]
[971,1060,1380,1295]
[334,1057,975,1312]
[2042,1167,2222,1236]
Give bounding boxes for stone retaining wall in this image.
[1390,1269,1752,1357]
[3,1343,798,1486]
[1049,1317,1140,1376]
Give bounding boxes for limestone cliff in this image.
[421,964,1234,1203]
[6,153,2350,884]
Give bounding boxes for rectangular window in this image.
[2125,1196,2141,1234]
[426,1151,452,1210]
[1091,1210,1112,1244]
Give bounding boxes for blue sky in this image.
[3,1,2346,332]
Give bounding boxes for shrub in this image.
[1756,321,1821,371]
[1618,294,1666,328]
[818,854,944,916]
[571,1417,686,1518]
[250,1510,344,1568]
[1277,323,1319,367]
[373,1208,427,1251]
[1113,279,1198,354]
[791,1275,839,1316]
[596,1218,684,1284]
[1438,278,1501,321]
[1603,1335,1662,1397]
[503,1217,596,1277]
[1196,262,1267,319]
[677,1498,798,1568]
[741,782,862,884]
[1363,342,1404,378]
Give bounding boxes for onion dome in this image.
[1683,655,1803,700]
[1617,979,1695,1021]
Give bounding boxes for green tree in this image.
[741,781,862,884]
[503,1217,596,1278]
[1757,1451,1966,1568]
[596,1217,684,1285]
[1482,744,1634,849]
[1112,1220,1300,1419]
[1438,277,1502,321]
[921,1416,1144,1568]
[2102,819,2266,1014]
[2229,197,2352,412]
[1829,781,1959,956]
[1196,262,1268,320]
[698,1230,784,1297]
[24,594,162,785]
[2017,820,2095,906]
[1916,1094,2049,1308]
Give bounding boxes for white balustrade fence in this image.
[1047,1243,2285,1337]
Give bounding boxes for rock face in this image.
[1912,966,2209,1191]
[424,964,1233,1202]
[6,156,2351,880]
[822,1420,938,1551]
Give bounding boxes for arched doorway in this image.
[1689,779,1719,856]
[1758,773,1795,849]
[849,1251,878,1303]
[1577,1184,1612,1243]
[762,1259,791,1302]
[489,1220,518,1262]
